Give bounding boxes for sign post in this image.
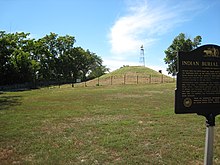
[204,114,215,165]
[175,44,220,165]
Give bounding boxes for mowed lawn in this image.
[1,83,220,165]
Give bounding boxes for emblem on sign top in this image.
[203,47,219,57]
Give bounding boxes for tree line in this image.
[0,31,108,86]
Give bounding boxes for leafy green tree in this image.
[0,31,37,84]
[56,35,76,81]
[10,49,33,83]
[66,47,108,81]
[0,31,12,85]
[86,51,109,79]
[39,33,59,80]
[164,33,202,76]
[67,47,86,81]
[77,49,107,81]
[39,33,76,81]
[0,31,108,86]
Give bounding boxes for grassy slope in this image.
[83,66,174,86]
[0,84,220,164]
[102,66,168,78]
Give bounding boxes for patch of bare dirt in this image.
[0,148,14,160]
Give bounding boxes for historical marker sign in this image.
[175,44,220,115]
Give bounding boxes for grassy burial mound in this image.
[76,66,174,87]
[1,83,220,164]
[103,65,163,76]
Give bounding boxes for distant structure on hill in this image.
[139,45,145,67]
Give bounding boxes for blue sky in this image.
[1,0,220,75]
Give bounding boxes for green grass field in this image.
[1,83,220,164]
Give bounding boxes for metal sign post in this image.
[204,114,215,165]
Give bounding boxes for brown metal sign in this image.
[175,44,220,115]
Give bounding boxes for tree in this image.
[85,51,109,80]
[0,31,108,86]
[38,33,76,81]
[0,31,12,85]
[164,33,202,76]
[10,49,33,83]
[0,31,37,84]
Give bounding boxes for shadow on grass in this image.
[0,95,22,110]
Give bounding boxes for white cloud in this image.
[109,0,200,55]
[106,0,205,74]
[104,56,170,76]
[103,58,140,72]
